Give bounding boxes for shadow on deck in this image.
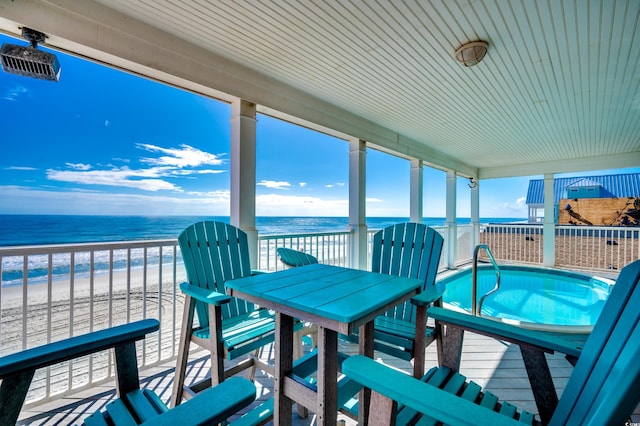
[17,330,638,425]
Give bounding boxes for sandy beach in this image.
[0,265,187,403]
[479,231,638,274]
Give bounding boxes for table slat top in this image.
[226,264,421,325]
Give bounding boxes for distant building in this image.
[526,173,640,225]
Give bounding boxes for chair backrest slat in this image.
[179,221,255,326]
[371,223,444,322]
[276,247,318,267]
[551,259,640,425]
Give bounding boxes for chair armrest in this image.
[342,356,520,426]
[250,269,268,275]
[411,285,445,307]
[142,377,256,426]
[429,307,582,358]
[0,319,159,378]
[180,283,231,305]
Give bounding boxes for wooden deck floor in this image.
[19,326,639,425]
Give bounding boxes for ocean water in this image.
[0,215,522,247]
[0,215,522,286]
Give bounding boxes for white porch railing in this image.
[479,224,639,271]
[0,240,183,405]
[1,224,638,406]
[257,231,351,271]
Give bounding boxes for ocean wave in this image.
[1,248,176,287]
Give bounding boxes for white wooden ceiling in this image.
[1,0,639,178]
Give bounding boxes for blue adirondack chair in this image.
[0,319,256,425]
[171,221,301,407]
[347,223,444,378]
[276,247,319,353]
[276,247,318,268]
[343,258,640,425]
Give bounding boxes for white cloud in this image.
[256,193,347,216]
[65,163,92,171]
[0,185,229,216]
[196,169,225,175]
[325,182,345,189]
[186,189,230,199]
[137,143,224,168]
[6,166,38,171]
[299,182,307,187]
[44,143,228,192]
[47,168,181,192]
[2,84,28,101]
[258,180,291,190]
[479,196,529,218]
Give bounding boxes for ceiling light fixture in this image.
[1,27,61,81]
[468,177,478,189]
[454,40,488,67]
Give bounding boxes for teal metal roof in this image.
[526,173,640,205]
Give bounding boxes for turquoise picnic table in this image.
[226,263,423,426]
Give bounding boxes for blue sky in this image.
[1,33,636,218]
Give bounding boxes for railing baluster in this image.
[158,245,163,362]
[89,251,94,384]
[172,243,178,358]
[22,255,27,351]
[126,248,131,323]
[46,252,53,398]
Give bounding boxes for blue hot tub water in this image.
[440,266,613,332]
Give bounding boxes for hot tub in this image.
[438,265,614,333]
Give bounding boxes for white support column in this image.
[348,139,368,270]
[470,179,480,249]
[446,171,457,269]
[230,99,258,267]
[543,173,556,267]
[410,159,423,223]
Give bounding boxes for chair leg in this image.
[413,306,427,378]
[520,346,558,425]
[171,295,196,407]
[293,328,305,360]
[245,348,260,382]
[0,370,35,426]
[114,342,141,397]
[304,323,318,350]
[293,329,310,419]
[208,304,226,387]
[441,324,464,371]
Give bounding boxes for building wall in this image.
[558,197,638,226]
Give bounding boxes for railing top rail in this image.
[259,230,351,239]
[0,239,178,256]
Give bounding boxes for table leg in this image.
[316,325,338,426]
[275,312,294,426]
[358,320,375,425]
